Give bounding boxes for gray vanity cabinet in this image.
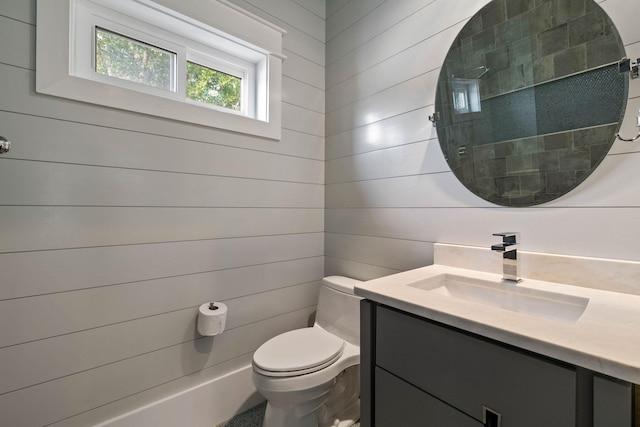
[360,300,634,427]
[375,367,482,427]
[375,305,575,426]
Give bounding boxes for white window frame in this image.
[186,48,255,118]
[36,0,286,140]
[87,20,182,98]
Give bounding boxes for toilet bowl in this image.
[252,276,363,427]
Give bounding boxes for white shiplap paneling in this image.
[326,2,483,89]
[0,281,320,394]
[325,138,447,183]
[325,107,435,160]
[0,206,323,253]
[325,256,401,282]
[0,258,323,348]
[233,0,325,42]
[0,2,34,24]
[229,0,325,66]
[325,173,488,208]
[325,232,434,271]
[326,20,462,112]
[326,0,433,65]
[0,64,318,160]
[282,48,325,90]
[0,307,315,427]
[0,0,325,426]
[283,75,325,113]
[325,0,640,285]
[293,0,325,19]
[0,160,323,207]
[325,0,385,42]
[326,70,439,136]
[326,206,640,262]
[0,233,322,300]
[0,14,34,69]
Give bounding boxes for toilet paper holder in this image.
[197,301,228,336]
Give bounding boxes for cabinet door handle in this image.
[483,406,502,427]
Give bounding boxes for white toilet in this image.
[252,276,363,427]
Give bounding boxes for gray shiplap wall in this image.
[0,1,325,426]
[325,0,640,281]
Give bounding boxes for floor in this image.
[217,402,266,427]
[218,402,361,427]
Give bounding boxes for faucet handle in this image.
[492,232,521,282]
[492,232,518,244]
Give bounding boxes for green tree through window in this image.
[95,27,173,90]
[95,27,243,112]
[186,62,241,111]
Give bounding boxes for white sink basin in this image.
[355,252,640,384]
[407,273,589,324]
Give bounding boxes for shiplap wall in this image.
[325,0,640,281]
[0,1,324,426]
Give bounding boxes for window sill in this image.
[36,0,286,140]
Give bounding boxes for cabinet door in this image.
[375,367,483,427]
[593,375,633,427]
[376,306,576,427]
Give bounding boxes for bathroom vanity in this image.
[356,244,640,427]
[361,302,632,427]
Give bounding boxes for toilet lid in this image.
[253,328,345,377]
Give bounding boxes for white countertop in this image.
[356,263,640,384]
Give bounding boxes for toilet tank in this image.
[315,276,363,346]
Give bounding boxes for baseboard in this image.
[95,363,263,427]
[49,356,265,427]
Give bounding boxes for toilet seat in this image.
[253,328,345,377]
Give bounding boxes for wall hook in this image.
[0,136,11,154]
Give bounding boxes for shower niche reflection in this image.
[434,0,628,206]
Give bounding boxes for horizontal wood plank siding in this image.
[325,0,640,279]
[0,0,325,425]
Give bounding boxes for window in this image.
[451,78,481,114]
[186,62,241,111]
[95,27,176,92]
[36,0,286,139]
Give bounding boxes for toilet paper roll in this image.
[197,302,227,336]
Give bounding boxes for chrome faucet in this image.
[491,232,520,282]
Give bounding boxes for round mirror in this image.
[434,0,629,206]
